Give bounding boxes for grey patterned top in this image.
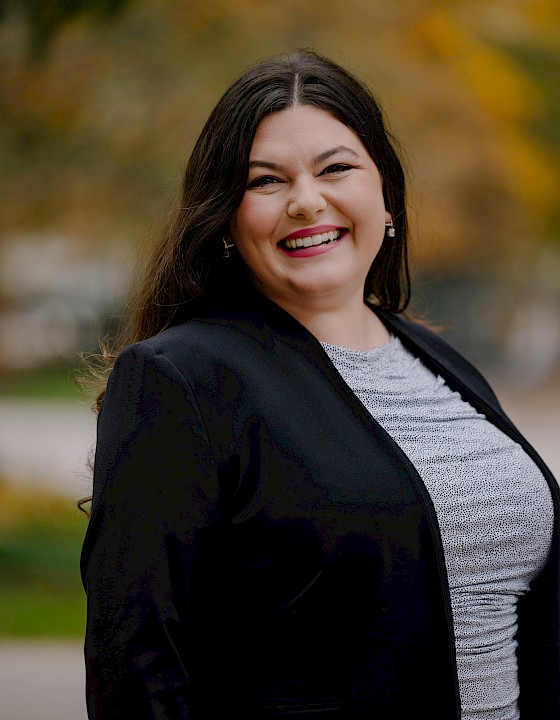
[321,335,554,720]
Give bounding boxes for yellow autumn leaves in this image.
[0,0,558,268]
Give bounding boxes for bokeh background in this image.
[0,1,558,718]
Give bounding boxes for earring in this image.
[222,237,234,258]
[385,220,396,238]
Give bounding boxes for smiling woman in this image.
[81,51,560,720]
[231,106,391,348]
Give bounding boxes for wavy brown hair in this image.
[88,49,410,410]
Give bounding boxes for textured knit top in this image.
[321,335,554,720]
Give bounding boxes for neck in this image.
[274,295,391,351]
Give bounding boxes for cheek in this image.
[356,194,387,234]
[234,198,276,243]
[232,205,276,277]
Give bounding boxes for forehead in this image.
[250,105,368,157]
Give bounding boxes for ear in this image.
[384,210,392,224]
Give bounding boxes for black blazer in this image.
[81,292,560,719]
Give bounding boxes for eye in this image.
[246,175,282,189]
[320,163,353,175]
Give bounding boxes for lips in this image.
[279,226,347,252]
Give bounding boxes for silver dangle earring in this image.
[385,220,396,238]
[222,237,234,258]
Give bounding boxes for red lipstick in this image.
[278,226,347,259]
[280,224,345,242]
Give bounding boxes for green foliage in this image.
[0,482,87,637]
[0,364,81,399]
[0,586,85,637]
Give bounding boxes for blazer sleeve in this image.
[81,341,219,719]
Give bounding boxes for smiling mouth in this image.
[280,229,345,251]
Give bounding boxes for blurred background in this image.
[0,0,558,717]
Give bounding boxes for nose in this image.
[287,178,327,219]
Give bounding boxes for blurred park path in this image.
[492,378,560,481]
[0,384,559,500]
[0,399,95,500]
[0,641,87,720]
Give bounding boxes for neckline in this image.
[320,334,398,359]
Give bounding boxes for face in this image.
[231,105,391,314]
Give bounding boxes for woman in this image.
[81,51,560,719]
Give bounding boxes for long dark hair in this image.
[91,50,410,405]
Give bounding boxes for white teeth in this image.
[284,229,342,250]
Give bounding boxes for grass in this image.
[0,481,88,638]
[0,364,83,400]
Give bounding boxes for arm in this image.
[81,342,219,719]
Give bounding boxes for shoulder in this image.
[387,314,462,359]
[377,310,504,413]
[111,307,281,388]
[377,310,473,368]
[387,312,480,371]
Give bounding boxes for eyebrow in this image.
[248,145,360,171]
